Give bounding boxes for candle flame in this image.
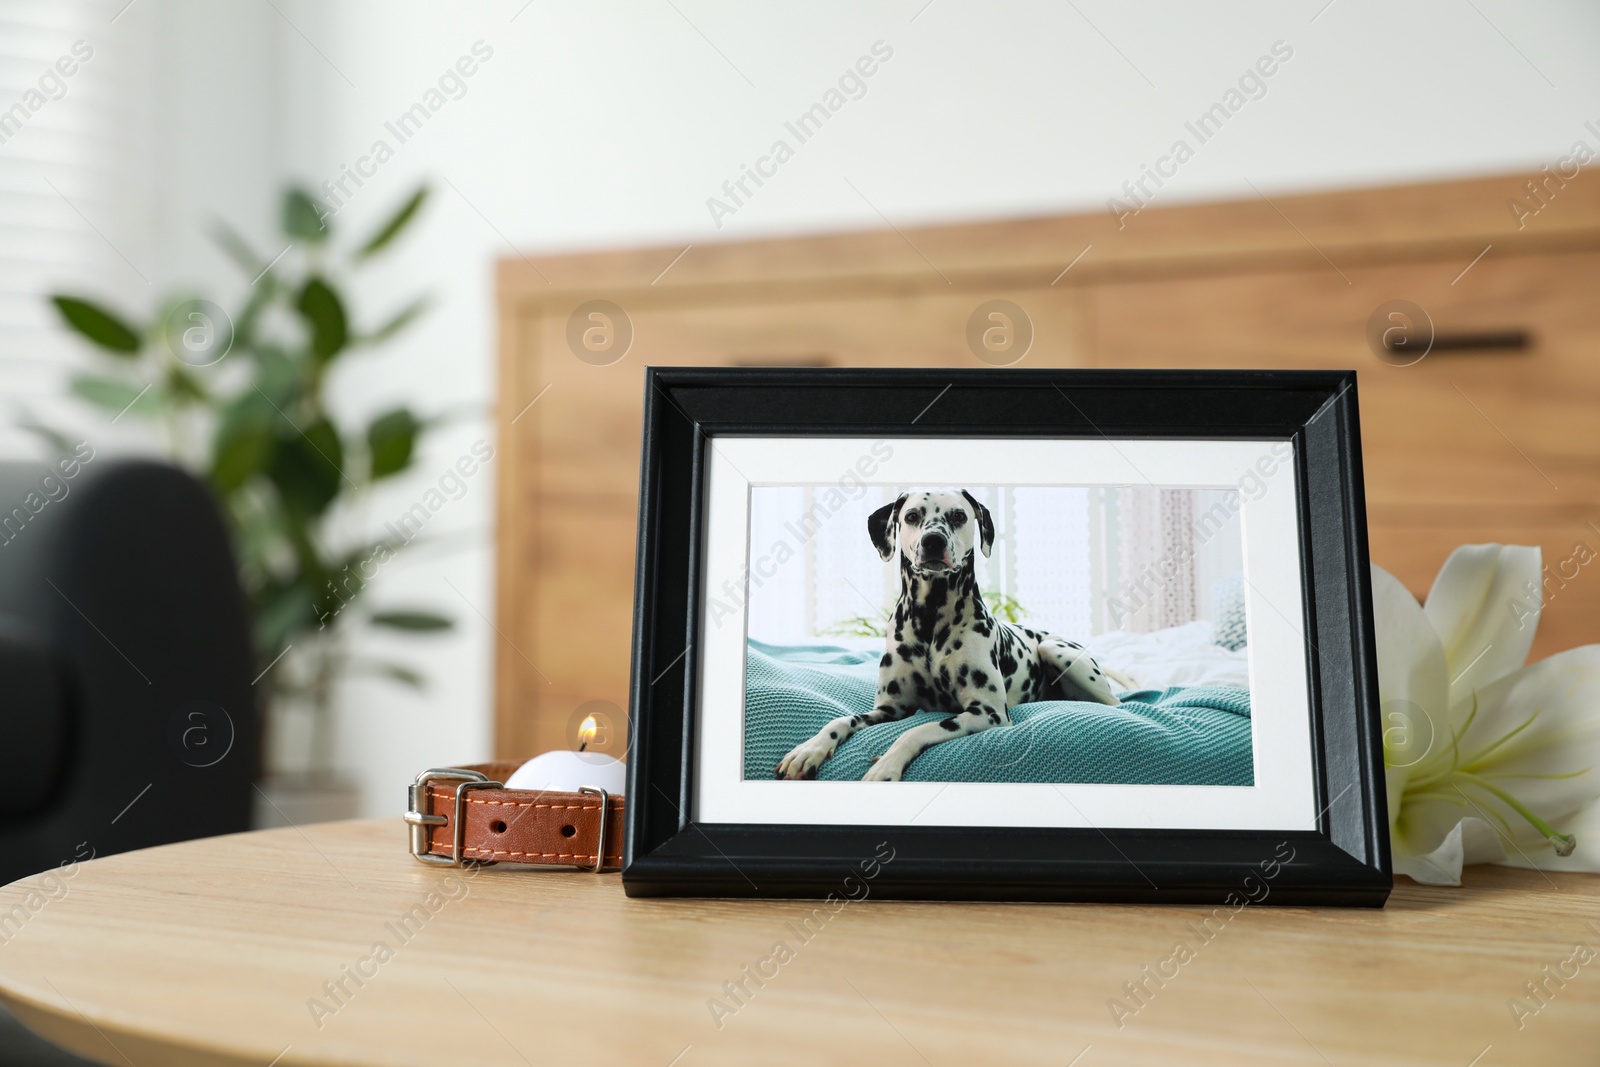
[578,715,598,750]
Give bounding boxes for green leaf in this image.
[282,187,328,242]
[68,374,154,415]
[297,277,348,363]
[322,545,375,608]
[208,221,267,278]
[252,345,301,407]
[369,610,453,632]
[817,613,888,639]
[167,364,209,403]
[357,186,427,259]
[211,390,279,492]
[279,511,332,615]
[213,423,274,494]
[52,296,141,354]
[351,658,428,690]
[366,408,419,480]
[267,415,344,518]
[360,296,429,346]
[17,420,75,456]
[232,284,276,352]
[230,500,286,581]
[254,579,317,657]
[317,561,365,622]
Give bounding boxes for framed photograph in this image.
[623,367,1389,906]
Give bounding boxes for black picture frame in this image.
[623,367,1390,906]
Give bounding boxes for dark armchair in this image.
[0,457,257,888]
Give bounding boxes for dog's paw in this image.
[775,735,834,780]
[862,754,906,782]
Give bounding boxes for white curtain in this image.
[1092,486,1241,633]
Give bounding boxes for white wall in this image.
[7,0,1600,816]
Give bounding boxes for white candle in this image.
[504,749,625,795]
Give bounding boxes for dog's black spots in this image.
[829,731,838,739]
[856,492,1100,781]
[886,680,900,696]
[909,580,950,643]
[956,566,976,595]
[1068,641,1082,649]
[880,654,892,668]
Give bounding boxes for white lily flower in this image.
[1375,544,1600,885]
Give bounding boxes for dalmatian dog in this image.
[775,489,1125,782]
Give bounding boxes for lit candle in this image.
[505,745,625,795]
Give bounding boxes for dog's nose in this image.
[920,532,946,554]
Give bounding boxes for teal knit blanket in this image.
[744,640,1254,785]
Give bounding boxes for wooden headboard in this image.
[494,172,1600,758]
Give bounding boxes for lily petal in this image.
[1455,646,1600,841]
[1371,564,1451,811]
[1393,816,1506,886]
[1392,776,1502,861]
[1372,564,1451,714]
[1423,544,1542,711]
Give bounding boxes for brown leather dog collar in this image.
[404,762,624,871]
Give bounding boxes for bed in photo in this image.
[743,484,1253,786]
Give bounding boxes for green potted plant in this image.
[43,184,453,820]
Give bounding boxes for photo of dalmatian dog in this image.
[776,489,1129,782]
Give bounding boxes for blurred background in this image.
[3,0,1598,843]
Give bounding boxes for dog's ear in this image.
[867,493,907,561]
[962,490,994,558]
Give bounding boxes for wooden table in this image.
[1,820,1596,1066]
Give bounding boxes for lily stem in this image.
[1457,770,1577,857]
